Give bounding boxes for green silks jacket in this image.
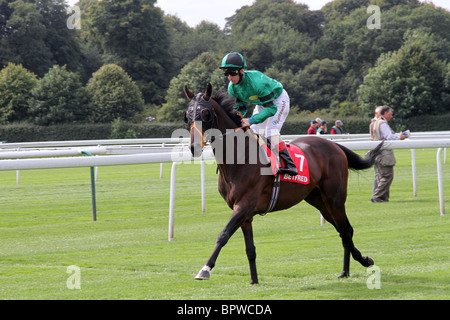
[228,70,283,124]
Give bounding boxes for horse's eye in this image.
[184,111,189,123]
[201,109,212,122]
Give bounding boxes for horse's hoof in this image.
[366,256,375,266]
[338,271,349,279]
[195,269,210,280]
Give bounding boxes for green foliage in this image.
[86,64,144,123]
[297,59,346,110]
[110,118,137,139]
[0,121,187,142]
[0,0,84,77]
[29,65,88,125]
[228,0,318,73]
[0,62,37,123]
[87,0,171,104]
[0,0,51,76]
[165,18,226,74]
[0,123,111,142]
[358,31,449,119]
[157,52,228,122]
[2,0,450,127]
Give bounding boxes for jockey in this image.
[220,52,298,176]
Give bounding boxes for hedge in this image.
[1,113,449,143]
[0,122,185,143]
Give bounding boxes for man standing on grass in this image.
[371,106,408,203]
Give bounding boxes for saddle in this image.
[258,136,310,185]
[257,135,310,215]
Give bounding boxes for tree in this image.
[316,0,448,106]
[88,0,172,104]
[235,19,315,73]
[358,31,449,120]
[87,64,144,123]
[229,0,322,40]
[0,0,85,77]
[0,0,53,76]
[0,63,37,123]
[157,52,228,122]
[164,17,226,78]
[29,65,88,125]
[227,0,319,73]
[443,63,450,107]
[164,15,195,75]
[297,59,345,110]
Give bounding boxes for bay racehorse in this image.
[184,83,383,284]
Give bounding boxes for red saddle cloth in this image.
[263,143,310,184]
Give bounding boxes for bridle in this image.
[185,93,217,148]
[185,93,251,150]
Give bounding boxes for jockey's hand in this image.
[241,118,250,127]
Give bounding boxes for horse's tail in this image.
[336,141,384,171]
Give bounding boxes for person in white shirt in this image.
[371,106,408,202]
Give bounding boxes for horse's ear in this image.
[204,83,212,101]
[184,86,194,101]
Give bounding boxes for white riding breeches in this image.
[250,89,290,138]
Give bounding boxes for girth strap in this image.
[262,174,281,215]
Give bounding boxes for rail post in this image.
[411,149,417,197]
[168,162,178,241]
[437,148,445,216]
[82,151,97,221]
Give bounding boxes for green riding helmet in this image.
[220,52,247,70]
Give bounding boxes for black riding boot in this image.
[278,148,298,176]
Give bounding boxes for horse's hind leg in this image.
[305,187,336,227]
[334,208,374,278]
[304,188,353,276]
[305,187,374,278]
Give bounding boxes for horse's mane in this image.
[212,91,242,127]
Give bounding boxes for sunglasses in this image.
[223,69,240,77]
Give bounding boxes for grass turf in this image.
[0,148,448,299]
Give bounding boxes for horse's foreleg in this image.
[195,206,249,281]
[241,218,258,285]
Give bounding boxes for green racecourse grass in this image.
[0,148,448,300]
